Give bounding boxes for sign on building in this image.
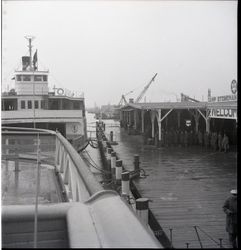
[209,108,237,120]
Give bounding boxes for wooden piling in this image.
[136,198,149,226]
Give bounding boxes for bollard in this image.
[186,243,189,248]
[136,198,149,226]
[169,228,173,248]
[115,159,122,184]
[111,151,116,178]
[219,238,223,248]
[110,131,113,142]
[102,139,107,152]
[133,154,140,171]
[107,148,113,160]
[121,171,130,196]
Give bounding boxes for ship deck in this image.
[2,156,64,206]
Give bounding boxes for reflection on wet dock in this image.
[1,159,63,205]
[1,134,63,205]
[99,120,237,248]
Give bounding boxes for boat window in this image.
[73,101,81,110]
[43,75,48,81]
[23,75,31,81]
[35,100,39,109]
[21,100,25,109]
[34,75,42,81]
[41,100,44,109]
[17,75,22,81]
[28,100,32,109]
[2,99,18,111]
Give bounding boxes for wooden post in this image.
[121,171,130,196]
[141,110,145,134]
[111,151,116,178]
[115,159,122,184]
[177,111,181,129]
[206,117,210,133]
[151,112,155,138]
[110,131,113,142]
[133,154,140,171]
[134,110,137,130]
[136,198,149,226]
[107,148,113,174]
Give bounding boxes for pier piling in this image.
[111,151,116,179]
[121,171,130,196]
[136,198,149,226]
[115,159,122,184]
[110,131,113,142]
[133,154,140,171]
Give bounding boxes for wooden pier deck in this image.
[105,124,237,248]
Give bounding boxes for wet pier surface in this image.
[87,118,237,249]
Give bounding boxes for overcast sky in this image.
[1,0,237,107]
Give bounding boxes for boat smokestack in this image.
[22,56,30,70]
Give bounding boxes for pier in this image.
[96,119,237,248]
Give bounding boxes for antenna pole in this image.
[25,35,35,70]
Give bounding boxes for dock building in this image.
[120,87,237,146]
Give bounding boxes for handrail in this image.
[2,126,103,200]
[55,131,103,197]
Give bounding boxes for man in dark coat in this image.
[223,189,237,248]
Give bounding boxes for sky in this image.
[1,0,237,107]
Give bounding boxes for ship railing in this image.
[2,126,162,248]
[1,126,103,201]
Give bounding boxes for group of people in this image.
[150,129,230,152]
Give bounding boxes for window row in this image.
[16,75,48,82]
[21,100,44,109]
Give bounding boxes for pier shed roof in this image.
[206,100,237,109]
[121,101,208,111]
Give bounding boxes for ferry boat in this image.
[1,37,88,152]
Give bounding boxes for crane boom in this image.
[118,94,128,106]
[135,73,158,103]
[180,93,200,102]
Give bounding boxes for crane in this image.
[118,90,134,106]
[134,73,158,103]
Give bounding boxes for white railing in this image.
[1,126,162,248]
[1,126,102,202]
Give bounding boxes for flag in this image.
[33,50,38,70]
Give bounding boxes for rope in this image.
[193,226,203,248]
[196,225,221,247]
[82,150,111,174]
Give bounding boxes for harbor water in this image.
[83,112,237,248]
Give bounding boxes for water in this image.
[84,112,237,248]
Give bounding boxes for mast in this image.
[25,35,35,70]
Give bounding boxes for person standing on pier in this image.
[222,133,230,153]
[218,132,223,152]
[223,189,237,248]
